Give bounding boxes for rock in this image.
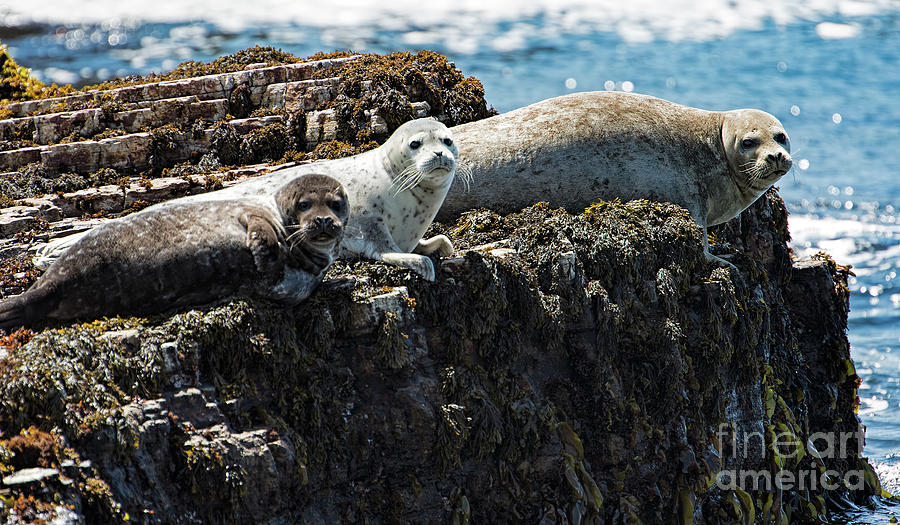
[0,48,880,525]
[0,190,876,523]
[228,115,284,134]
[32,109,103,144]
[0,146,41,171]
[411,101,431,118]
[304,108,338,148]
[16,198,62,222]
[0,206,41,236]
[349,285,414,333]
[278,78,340,111]
[2,467,59,486]
[369,113,389,135]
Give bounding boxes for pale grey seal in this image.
[34,118,461,281]
[0,174,348,330]
[440,91,792,265]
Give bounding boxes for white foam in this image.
[789,214,900,271]
[815,21,862,39]
[859,396,890,416]
[3,0,898,47]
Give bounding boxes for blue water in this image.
[2,1,899,520]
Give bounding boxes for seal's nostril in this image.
[435,151,443,157]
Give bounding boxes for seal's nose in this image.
[768,152,785,163]
[315,216,333,228]
[435,151,443,157]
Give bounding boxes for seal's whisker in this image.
[395,168,424,195]
[391,165,422,195]
[389,165,415,186]
[285,228,310,245]
[457,164,473,192]
[402,173,424,194]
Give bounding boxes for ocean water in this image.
[2,0,899,520]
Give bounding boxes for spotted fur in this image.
[36,119,460,280]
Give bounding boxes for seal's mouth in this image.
[766,159,792,180]
[289,221,342,246]
[312,232,335,242]
[743,156,792,189]
[390,161,455,195]
[421,154,456,175]
[309,222,343,242]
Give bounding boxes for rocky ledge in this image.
[0,48,890,524]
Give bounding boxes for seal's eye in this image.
[741,138,757,149]
[409,140,421,149]
[774,133,787,144]
[297,201,311,212]
[443,138,453,147]
[328,200,344,213]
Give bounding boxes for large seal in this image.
[34,118,460,281]
[0,174,348,330]
[440,91,792,265]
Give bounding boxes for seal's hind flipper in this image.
[0,287,56,331]
[0,299,26,331]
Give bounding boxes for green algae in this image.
[0,45,74,107]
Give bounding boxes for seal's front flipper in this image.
[704,250,738,270]
[380,252,436,281]
[702,228,738,270]
[243,214,283,276]
[413,235,454,257]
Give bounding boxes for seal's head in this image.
[276,173,349,274]
[722,109,793,193]
[382,118,461,194]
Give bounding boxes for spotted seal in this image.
[0,174,348,330]
[440,91,792,265]
[34,118,461,281]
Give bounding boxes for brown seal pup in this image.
[439,91,792,265]
[0,174,348,330]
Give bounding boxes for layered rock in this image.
[0,57,357,174]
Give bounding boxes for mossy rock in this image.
[0,192,874,523]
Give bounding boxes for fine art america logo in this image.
[714,424,866,491]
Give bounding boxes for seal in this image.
[439,91,792,265]
[34,118,461,281]
[0,174,348,330]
